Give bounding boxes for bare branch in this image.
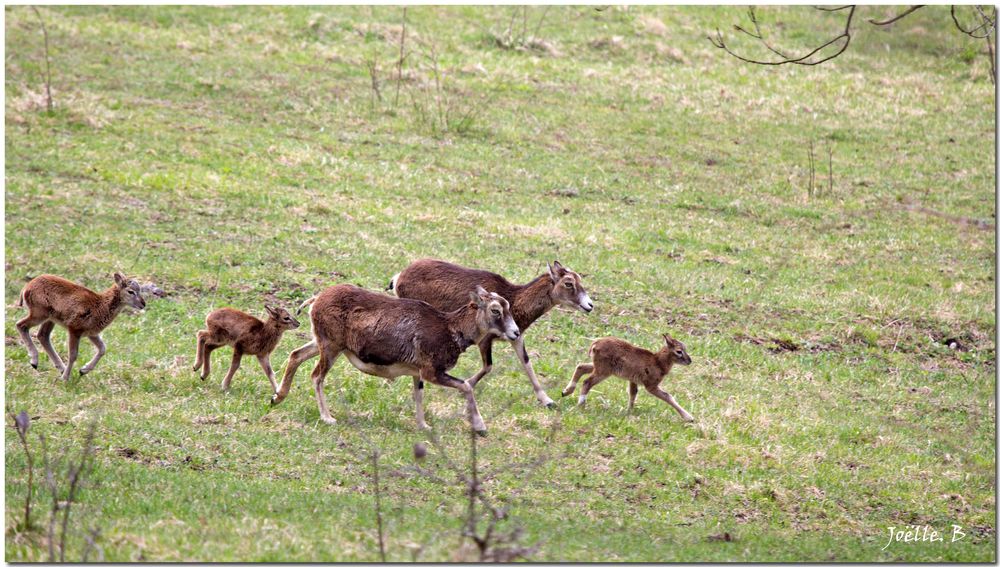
[710,6,856,66]
[868,5,924,26]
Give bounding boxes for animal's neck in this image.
[94,287,124,330]
[655,350,674,374]
[446,304,482,351]
[510,275,554,330]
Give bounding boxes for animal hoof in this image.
[320,417,337,425]
[269,395,280,406]
[474,429,488,438]
[545,401,557,410]
[79,368,89,376]
[30,363,38,370]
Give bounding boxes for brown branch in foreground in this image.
[868,5,924,26]
[30,7,53,112]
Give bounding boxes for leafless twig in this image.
[868,5,925,26]
[709,6,856,66]
[30,6,54,112]
[394,7,408,108]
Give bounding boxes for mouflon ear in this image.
[663,333,675,345]
[468,291,484,308]
[114,272,127,287]
[548,261,565,282]
[264,304,279,317]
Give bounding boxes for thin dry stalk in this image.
[394,7,408,108]
[827,143,834,196]
[807,140,816,198]
[58,422,98,562]
[372,450,387,561]
[30,6,53,112]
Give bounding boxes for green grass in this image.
[5,5,996,562]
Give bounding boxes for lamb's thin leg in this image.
[512,336,555,408]
[465,337,495,388]
[423,368,486,435]
[193,331,208,372]
[577,371,611,407]
[257,354,277,394]
[272,340,319,405]
[562,363,594,397]
[221,352,243,392]
[645,385,694,422]
[61,332,80,381]
[627,382,639,413]
[37,321,64,373]
[311,348,340,424]
[412,376,428,430]
[15,315,43,370]
[201,344,220,380]
[79,335,106,375]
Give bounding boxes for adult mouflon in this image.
[390,258,593,408]
[274,284,519,435]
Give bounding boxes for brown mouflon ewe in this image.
[193,305,300,393]
[273,284,520,435]
[562,333,694,421]
[389,259,593,408]
[15,273,146,381]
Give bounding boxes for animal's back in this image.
[591,337,657,378]
[21,275,98,321]
[396,258,515,312]
[312,284,448,365]
[206,308,261,344]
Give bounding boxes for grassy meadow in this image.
[4,5,996,561]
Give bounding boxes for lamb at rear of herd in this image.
[13,259,695,434]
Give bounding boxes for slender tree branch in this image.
[868,5,924,26]
[709,6,856,66]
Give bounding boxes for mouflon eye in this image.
[564,282,573,288]
[491,309,501,317]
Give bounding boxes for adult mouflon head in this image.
[547,261,593,313]
[469,285,520,341]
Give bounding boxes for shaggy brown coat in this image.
[273,284,519,434]
[391,258,593,407]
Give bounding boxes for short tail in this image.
[296,295,317,316]
[14,289,24,308]
[386,273,400,293]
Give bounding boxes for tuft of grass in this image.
[5,5,995,562]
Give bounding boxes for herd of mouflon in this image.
[14,259,694,435]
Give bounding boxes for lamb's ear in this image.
[114,272,127,287]
[264,304,278,317]
[663,333,674,345]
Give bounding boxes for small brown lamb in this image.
[15,273,146,380]
[562,333,694,421]
[193,305,300,393]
